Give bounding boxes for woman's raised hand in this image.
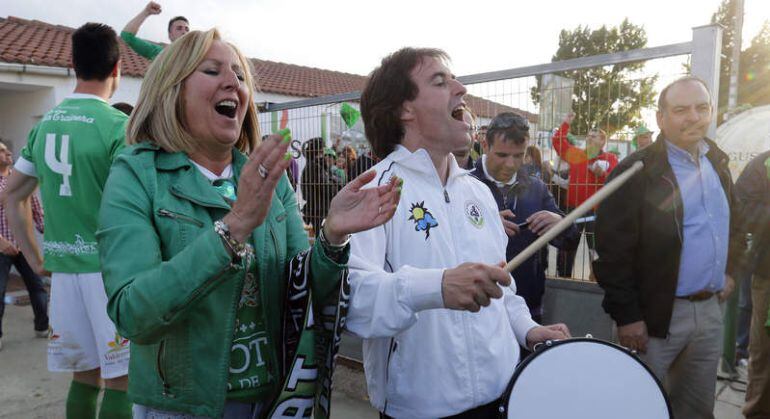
[322,170,402,244]
[223,133,292,242]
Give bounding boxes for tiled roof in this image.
[465,95,538,124]
[0,16,150,77]
[252,58,366,98]
[0,15,537,121]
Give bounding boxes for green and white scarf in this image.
[266,249,349,418]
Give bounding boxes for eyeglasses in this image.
[212,178,237,203]
[488,112,530,131]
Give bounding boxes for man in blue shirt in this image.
[594,76,743,419]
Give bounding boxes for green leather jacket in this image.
[97,143,346,417]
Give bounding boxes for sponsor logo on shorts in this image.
[107,332,129,354]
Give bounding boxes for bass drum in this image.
[498,338,672,419]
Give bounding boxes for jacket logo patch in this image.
[408,201,438,239]
[464,201,484,229]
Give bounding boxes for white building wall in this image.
[0,67,145,154]
[0,88,55,152]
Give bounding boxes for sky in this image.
[2,0,768,77]
[2,0,768,138]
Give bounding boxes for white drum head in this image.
[503,339,670,419]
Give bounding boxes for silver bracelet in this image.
[214,220,254,264]
[319,219,351,251]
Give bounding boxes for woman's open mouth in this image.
[214,99,238,119]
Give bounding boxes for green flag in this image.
[340,103,360,129]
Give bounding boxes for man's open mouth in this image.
[451,104,468,122]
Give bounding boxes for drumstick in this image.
[504,160,644,276]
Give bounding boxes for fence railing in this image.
[258,24,722,283]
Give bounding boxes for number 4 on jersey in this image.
[45,134,72,197]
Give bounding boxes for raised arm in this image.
[122,1,161,35]
[551,112,581,160]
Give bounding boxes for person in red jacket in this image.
[551,112,618,278]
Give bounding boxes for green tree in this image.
[739,22,770,110]
[712,0,741,122]
[531,18,657,137]
[712,0,770,122]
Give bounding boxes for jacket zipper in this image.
[383,338,397,413]
[266,225,281,376]
[157,208,204,227]
[157,264,234,399]
[440,179,478,405]
[165,264,234,322]
[157,340,173,397]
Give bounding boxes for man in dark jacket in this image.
[300,137,341,237]
[593,76,743,419]
[734,150,770,418]
[472,112,579,322]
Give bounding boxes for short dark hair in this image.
[485,112,530,147]
[71,23,120,81]
[658,76,711,111]
[361,47,449,159]
[112,102,134,115]
[168,16,189,33]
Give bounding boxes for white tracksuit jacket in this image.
[347,145,539,418]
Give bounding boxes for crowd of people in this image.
[0,2,767,419]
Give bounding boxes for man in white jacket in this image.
[347,47,570,418]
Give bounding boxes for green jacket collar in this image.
[150,146,249,211]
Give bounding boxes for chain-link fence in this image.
[258,25,722,283]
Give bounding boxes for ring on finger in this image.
[258,164,269,178]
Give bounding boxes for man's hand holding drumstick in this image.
[441,159,646,349]
[441,261,571,346]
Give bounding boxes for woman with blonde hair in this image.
[97,28,400,418]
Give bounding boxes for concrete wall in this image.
[541,278,615,341]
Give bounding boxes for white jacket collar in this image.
[390,145,470,182]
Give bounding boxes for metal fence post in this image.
[691,23,739,375]
[690,24,723,139]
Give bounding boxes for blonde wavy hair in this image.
[127,28,260,154]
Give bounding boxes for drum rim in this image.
[498,337,673,418]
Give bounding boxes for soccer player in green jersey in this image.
[121,1,190,60]
[4,23,131,419]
